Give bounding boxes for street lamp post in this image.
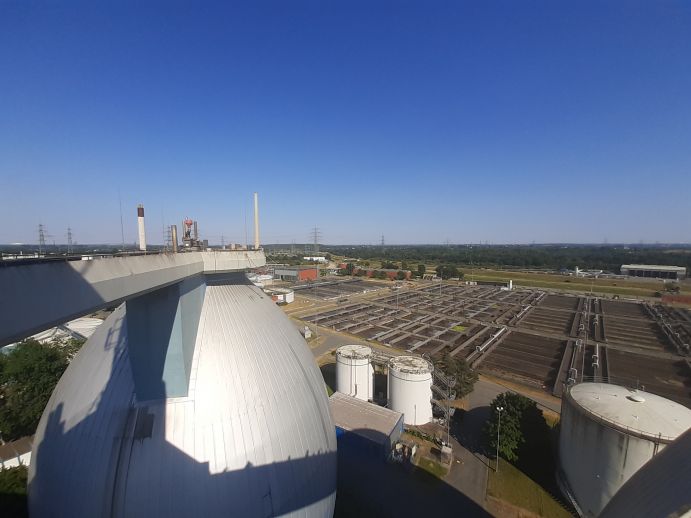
[496,406,504,473]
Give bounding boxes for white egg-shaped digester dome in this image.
[388,355,433,425]
[336,345,374,401]
[29,279,336,518]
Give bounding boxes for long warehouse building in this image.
[620,264,686,280]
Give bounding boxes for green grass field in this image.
[464,269,685,298]
[487,459,572,518]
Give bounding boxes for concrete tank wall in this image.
[559,390,664,517]
[336,345,374,401]
[388,357,432,426]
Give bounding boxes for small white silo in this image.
[388,356,433,425]
[336,345,374,401]
[559,382,691,517]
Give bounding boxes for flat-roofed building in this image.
[620,264,686,280]
[329,392,404,460]
[274,266,319,282]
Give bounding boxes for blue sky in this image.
[1,1,690,245]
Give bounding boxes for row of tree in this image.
[323,244,691,272]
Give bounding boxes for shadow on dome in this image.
[29,282,337,517]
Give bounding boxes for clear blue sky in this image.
[1,1,690,245]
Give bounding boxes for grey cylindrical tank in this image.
[559,383,691,517]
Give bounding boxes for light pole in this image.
[496,406,504,473]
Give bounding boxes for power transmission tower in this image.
[67,227,73,254]
[380,234,385,253]
[310,227,322,254]
[38,224,46,255]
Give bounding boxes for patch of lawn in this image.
[451,325,467,332]
[416,457,448,479]
[488,459,572,518]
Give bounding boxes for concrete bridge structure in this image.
[0,250,266,347]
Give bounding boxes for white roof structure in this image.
[336,344,372,359]
[329,392,402,443]
[29,282,336,517]
[389,355,433,374]
[2,317,104,350]
[621,264,686,272]
[569,383,691,441]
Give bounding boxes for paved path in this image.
[445,434,490,507]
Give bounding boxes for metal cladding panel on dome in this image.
[29,282,336,518]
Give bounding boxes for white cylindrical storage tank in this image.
[558,382,691,517]
[388,356,433,426]
[336,345,374,401]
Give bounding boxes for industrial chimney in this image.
[254,192,260,250]
[137,204,146,251]
[171,225,178,253]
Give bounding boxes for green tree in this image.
[0,465,28,517]
[437,353,478,398]
[483,393,528,462]
[0,339,81,441]
[483,392,550,464]
[396,270,407,281]
[401,261,408,270]
[345,262,355,276]
[417,264,426,277]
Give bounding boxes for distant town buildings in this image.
[303,256,328,263]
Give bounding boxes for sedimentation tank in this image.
[387,356,433,425]
[336,345,374,401]
[559,382,691,517]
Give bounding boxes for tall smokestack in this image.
[171,225,178,253]
[254,192,260,250]
[137,204,146,251]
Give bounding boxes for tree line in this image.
[324,244,691,272]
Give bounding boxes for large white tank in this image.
[559,382,691,517]
[388,355,433,425]
[336,345,374,401]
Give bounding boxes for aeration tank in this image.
[336,345,374,401]
[388,356,433,425]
